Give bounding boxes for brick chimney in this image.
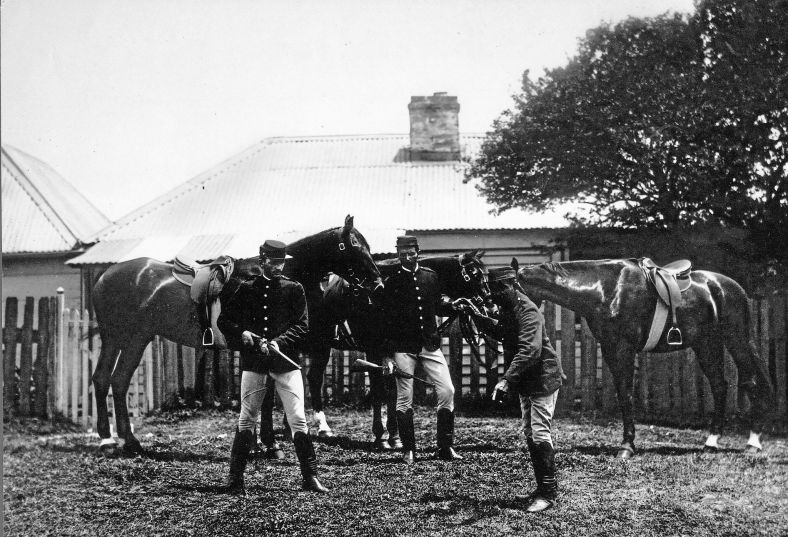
[408,92,460,161]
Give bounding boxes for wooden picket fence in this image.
[3,292,787,429]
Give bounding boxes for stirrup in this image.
[202,328,214,347]
[667,326,682,346]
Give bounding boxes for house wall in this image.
[2,254,84,312]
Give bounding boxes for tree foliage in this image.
[467,0,787,258]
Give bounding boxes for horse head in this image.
[328,215,383,295]
[456,249,489,303]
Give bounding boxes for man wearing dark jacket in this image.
[381,235,462,463]
[217,240,328,494]
[472,266,562,512]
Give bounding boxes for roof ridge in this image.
[1,147,76,247]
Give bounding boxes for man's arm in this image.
[502,305,544,387]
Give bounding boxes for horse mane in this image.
[540,262,569,278]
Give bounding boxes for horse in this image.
[297,250,490,447]
[91,215,382,455]
[512,258,775,458]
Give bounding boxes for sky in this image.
[1,0,695,221]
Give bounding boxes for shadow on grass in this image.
[456,443,514,454]
[312,434,379,452]
[573,444,739,457]
[418,491,525,522]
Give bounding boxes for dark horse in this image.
[297,251,489,445]
[513,258,774,458]
[92,216,382,455]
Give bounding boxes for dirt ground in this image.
[4,408,788,536]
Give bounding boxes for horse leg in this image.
[92,337,120,455]
[725,336,775,453]
[385,374,401,448]
[109,336,151,455]
[695,340,728,451]
[602,342,637,458]
[306,343,334,437]
[368,369,388,449]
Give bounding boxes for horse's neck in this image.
[420,257,461,297]
[521,263,608,315]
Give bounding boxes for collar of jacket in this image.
[399,263,420,273]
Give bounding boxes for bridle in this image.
[337,234,383,297]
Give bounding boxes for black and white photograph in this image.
[2,0,787,535]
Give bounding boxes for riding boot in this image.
[396,409,416,464]
[293,432,330,493]
[226,428,253,494]
[526,441,557,513]
[436,408,463,461]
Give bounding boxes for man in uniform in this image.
[471,266,562,512]
[381,235,462,464]
[218,239,329,494]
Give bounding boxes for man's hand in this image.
[268,340,280,354]
[383,358,395,376]
[492,379,509,403]
[241,331,256,346]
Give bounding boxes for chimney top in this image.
[408,93,460,161]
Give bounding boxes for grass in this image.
[4,408,787,536]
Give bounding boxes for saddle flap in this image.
[190,266,214,303]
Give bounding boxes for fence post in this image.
[46,297,58,419]
[81,310,91,428]
[34,298,51,417]
[3,297,19,416]
[56,288,66,414]
[19,297,35,416]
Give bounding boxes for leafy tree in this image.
[467,0,787,258]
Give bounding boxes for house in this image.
[67,93,572,305]
[2,145,111,310]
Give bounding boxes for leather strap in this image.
[643,301,669,352]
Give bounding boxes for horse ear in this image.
[344,214,354,232]
[511,257,519,271]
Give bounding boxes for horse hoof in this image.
[373,439,388,451]
[744,445,762,455]
[99,443,120,458]
[318,429,335,439]
[387,438,403,450]
[123,439,144,456]
[703,445,719,453]
[265,447,286,460]
[616,448,634,460]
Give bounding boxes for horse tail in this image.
[713,276,775,413]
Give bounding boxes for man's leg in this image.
[227,370,269,494]
[525,390,559,512]
[393,352,417,464]
[420,348,462,461]
[271,369,329,493]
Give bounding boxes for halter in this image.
[459,255,490,300]
[338,233,381,296]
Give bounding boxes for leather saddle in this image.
[172,255,235,347]
[639,257,692,346]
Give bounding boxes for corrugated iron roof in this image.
[2,145,111,254]
[76,134,572,263]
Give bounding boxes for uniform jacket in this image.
[475,288,562,396]
[380,264,452,354]
[217,274,308,374]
